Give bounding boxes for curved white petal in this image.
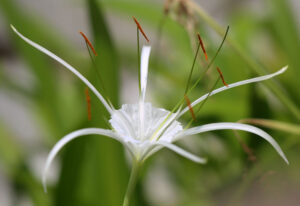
[176,122,288,164]
[157,141,207,164]
[11,25,113,114]
[42,128,118,192]
[140,46,151,102]
[179,66,288,116]
[139,46,151,138]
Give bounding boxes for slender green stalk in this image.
[122,160,141,206]
[188,26,229,94]
[187,0,300,120]
[150,27,229,141]
[85,42,109,101]
[185,77,221,129]
[184,42,201,94]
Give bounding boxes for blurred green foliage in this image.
[0,0,299,205]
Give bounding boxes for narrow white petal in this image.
[157,141,207,164]
[11,25,113,114]
[42,128,118,192]
[140,46,151,101]
[177,122,289,164]
[179,66,288,116]
[139,46,151,138]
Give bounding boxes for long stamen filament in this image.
[184,38,201,94]
[185,67,228,128]
[170,26,229,116]
[80,33,110,104]
[185,76,220,129]
[185,66,228,128]
[150,26,229,141]
[187,26,229,94]
[85,43,107,93]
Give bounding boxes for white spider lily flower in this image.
[11,25,289,193]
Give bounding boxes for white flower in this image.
[11,25,289,192]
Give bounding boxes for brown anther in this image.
[85,87,92,121]
[79,31,98,56]
[216,67,228,87]
[197,33,208,61]
[133,17,150,42]
[184,94,196,121]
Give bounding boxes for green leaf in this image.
[54,1,128,205]
[267,0,300,103]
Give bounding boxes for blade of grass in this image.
[238,118,300,135]
[87,0,128,204]
[54,1,128,205]
[267,0,300,102]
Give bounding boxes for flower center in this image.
[110,103,183,143]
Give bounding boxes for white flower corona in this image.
[11,25,289,193]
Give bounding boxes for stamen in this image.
[85,87,92,121]
[184,95,196,121]
[80,31,111,105]
[161,26,230,131]
[187,26,229,94]
[184,34,201,94]
[197,33,208,61]
[185,77,220,129]
[216,67,228,87]
[79,31,98,56]
[133,17,150,42]
[180,26,229,113]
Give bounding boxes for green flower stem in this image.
[188,0,300,121]
[122,160,141,206]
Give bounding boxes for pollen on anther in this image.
[79,31,98,56]
[184,94,196,121]
[133,17,150,42]
[197,33,208,61]
[85,87,92,121]
[216,67,229,87]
